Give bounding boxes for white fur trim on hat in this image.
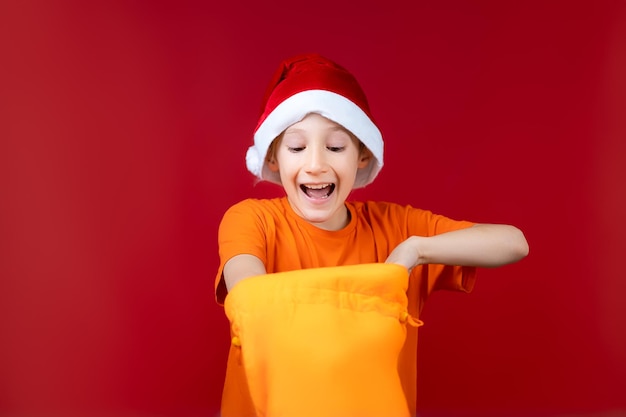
[246,89,383,188]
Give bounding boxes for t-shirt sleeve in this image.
[215,199,270,305]
[405,206,477,296]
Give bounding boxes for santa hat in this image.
[245,53,383,188]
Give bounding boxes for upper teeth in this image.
[306,184,330,189]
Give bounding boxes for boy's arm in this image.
[385,224,529,272]
[223,254,267,291]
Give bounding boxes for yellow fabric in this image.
[224,263,422,417]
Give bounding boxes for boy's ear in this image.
[358,148,372,169]
[267,157,279,172]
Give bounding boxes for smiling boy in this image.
[215,53,528,416]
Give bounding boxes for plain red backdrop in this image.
[1,1,625,416]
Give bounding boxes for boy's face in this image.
[268,113,370,231]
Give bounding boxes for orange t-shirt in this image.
[215,197,477,416]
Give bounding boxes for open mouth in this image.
[300,183,335,199]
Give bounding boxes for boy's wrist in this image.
[409,235,426,267]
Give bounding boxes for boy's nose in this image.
[304,147,328,174]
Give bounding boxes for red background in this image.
[1,1,625,416]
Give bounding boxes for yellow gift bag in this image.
[223,263,422,417]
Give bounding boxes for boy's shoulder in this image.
[348,200,435,222]
[223,197,289,219]
[227,197,285,210]
[348,200,425,213]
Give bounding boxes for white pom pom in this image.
[245,146,262,177]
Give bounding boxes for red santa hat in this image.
[245,53,383,188]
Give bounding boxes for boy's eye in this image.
[327,146,345,152]
[287,146,305,153]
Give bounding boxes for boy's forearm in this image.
[414,223,529,268]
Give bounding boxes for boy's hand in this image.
[385,236,421,273]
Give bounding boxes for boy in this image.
[215,53,528,416]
